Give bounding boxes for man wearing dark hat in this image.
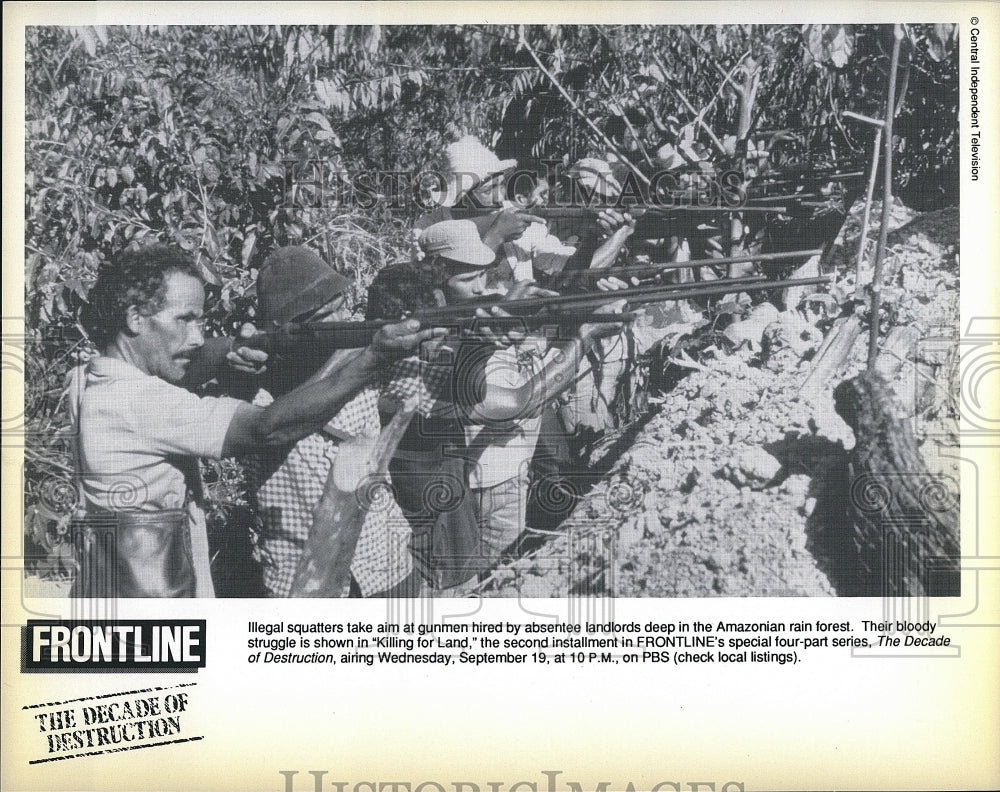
[70,244,436,598]
[245,246,423,598]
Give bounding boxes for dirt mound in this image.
[888,206,959,249]
[479,199,959,598]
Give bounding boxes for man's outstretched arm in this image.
[221,320,444,456]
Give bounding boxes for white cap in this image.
[419,220,496,266]
[429,136,518,207]
[568,157,623,199]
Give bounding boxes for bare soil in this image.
[480,201,960,598]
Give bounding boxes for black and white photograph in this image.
[3,4,998,792]
[18,21,963,599]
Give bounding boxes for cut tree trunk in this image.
[833,371,959,597]
[802,314,864,392]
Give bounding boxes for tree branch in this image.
[649,52,727,157]
[519,29,650,186]
[599,74,656,169]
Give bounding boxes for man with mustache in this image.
[70,244,438,598]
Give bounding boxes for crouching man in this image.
[369,220,626,593]
[244,246,424,598]
[70,244,437,598]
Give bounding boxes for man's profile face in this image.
[130,271,206,382]
[469,173,505,207]
[521,181,549,208]
[444,268,488,303]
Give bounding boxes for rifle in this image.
[747,171,866,190]
[576,247,824,281]
[449,204,791,220]
[244,305,636,358]
[748,192,825,202]
[656,190,825,205]
[544,275,830,313]
[756,158,868,177]
[448,204,794,241]
[245,274,829,358]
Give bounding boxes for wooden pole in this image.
[868,25,904,371]
[855,126,883,295]
[842,112,886,298]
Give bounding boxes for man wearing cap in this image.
[518,157,635,451]
[505,161,637,290]
[415,135,536,255]
[244,246,422,598]
[417,139,636,291]
[371,220,627,590]
[70,244,436,598]
[498,157,637,478]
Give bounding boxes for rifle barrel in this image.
[584,247,823,279]
[556,277,764,310]
[250,308,639,354]
[744,192,824,202]
[451,204,793,220]
[453,275,828,317]
[751,171,866,187]
[463,275,760,316]
[763,160,867,173]
[565,275,831,311]
[641,205,788,214]
[610,275,767,298]
[250,273,830,355]
[634,275,829,303]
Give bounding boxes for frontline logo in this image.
[22,620,206,672]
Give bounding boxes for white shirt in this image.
[69,356,240,512]
[463,345,554,489]
[67,356,242,597]
[496,201,576,286]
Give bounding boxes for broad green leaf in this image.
[307,111,333,132]
[203,161,221,183]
